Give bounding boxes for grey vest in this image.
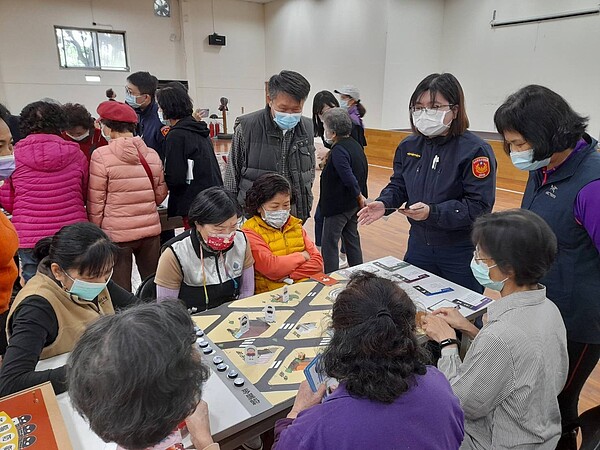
[236,107,315,222]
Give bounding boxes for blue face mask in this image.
[510,149,551,171]
[0,155,15,181]
[470,257,507,292]
[125,91,142,109]
[272,110,302,130]
[64,269,112,301]
[339,99,349,109]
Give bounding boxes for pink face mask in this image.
[206,231,236,251]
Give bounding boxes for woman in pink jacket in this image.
[0,101,88,283]
[89,101,168,291]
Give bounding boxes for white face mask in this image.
[412,109,452,137]
[262,208,290,229]
[324,129,335,145]
[66,130,90,142]
[157,110,169,125]
[101,125,111,142]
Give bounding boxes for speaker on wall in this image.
[208,33,226,46]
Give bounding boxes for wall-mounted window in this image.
[55,26,129,71]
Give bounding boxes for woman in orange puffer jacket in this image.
[88,102,168,291]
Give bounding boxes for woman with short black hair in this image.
[274,272,465,449]
[494,85,600,447]
[156,83,223,227]
[358,73,496,294]
[0,222,137,397]
[422,209,568,449]
[68,301,217,450]
[242,173,322,294]
[155,187,254,310]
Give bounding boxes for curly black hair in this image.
[0,103,11,124]
[62,103,94,131]
[321,271,429,403]
[19,101,66,137]
[67,300,210,449]
[244,173,296,216]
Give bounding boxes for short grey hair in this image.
[322,107,352,137]
[67,300,210,449]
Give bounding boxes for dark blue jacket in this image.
[136,100,166,161]
[377,131,496,245]
[522,135,600,343]
[319,137,368,217]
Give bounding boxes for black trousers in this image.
[322,208,362,273]
[558,339,600,432]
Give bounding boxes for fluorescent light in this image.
[85,75,101,82]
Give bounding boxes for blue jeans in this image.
[18,248,38,283]
[404,235,483,294]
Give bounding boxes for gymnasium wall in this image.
[2,0,599,136]
[266,0,600,136]
[264,0,445,130]
[0,0,267,125]
[441,0,600,137]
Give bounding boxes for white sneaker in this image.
[339,253,349,269]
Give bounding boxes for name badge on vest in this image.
[545,184,558,199]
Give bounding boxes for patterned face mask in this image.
[206,231,236,251]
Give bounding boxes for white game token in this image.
[244,345,258,365]
[239,314,250,335]
[263,305,276,323]
[282,286,290,303]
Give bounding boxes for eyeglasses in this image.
[473,248,492,262]
[410,104,455,115]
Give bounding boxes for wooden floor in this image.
[213,138,600,418]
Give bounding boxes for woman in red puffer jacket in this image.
[0,102,88,283]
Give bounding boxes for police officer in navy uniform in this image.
[358,73,496,293]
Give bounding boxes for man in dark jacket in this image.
[156,83,223,224]
[224,70,316,223]
[126,71,166,160]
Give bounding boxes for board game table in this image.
[36,256,491,450]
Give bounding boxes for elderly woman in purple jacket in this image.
[273,272,464,450]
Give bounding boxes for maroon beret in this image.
[96,101,138,124]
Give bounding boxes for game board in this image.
[191,256,492,424]
[0,382,73,450]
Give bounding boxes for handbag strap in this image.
[136,149,155,190]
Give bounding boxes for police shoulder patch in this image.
[472,156,491,179]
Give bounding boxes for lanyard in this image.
[198,245,210,308]
[198,245,239,309]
